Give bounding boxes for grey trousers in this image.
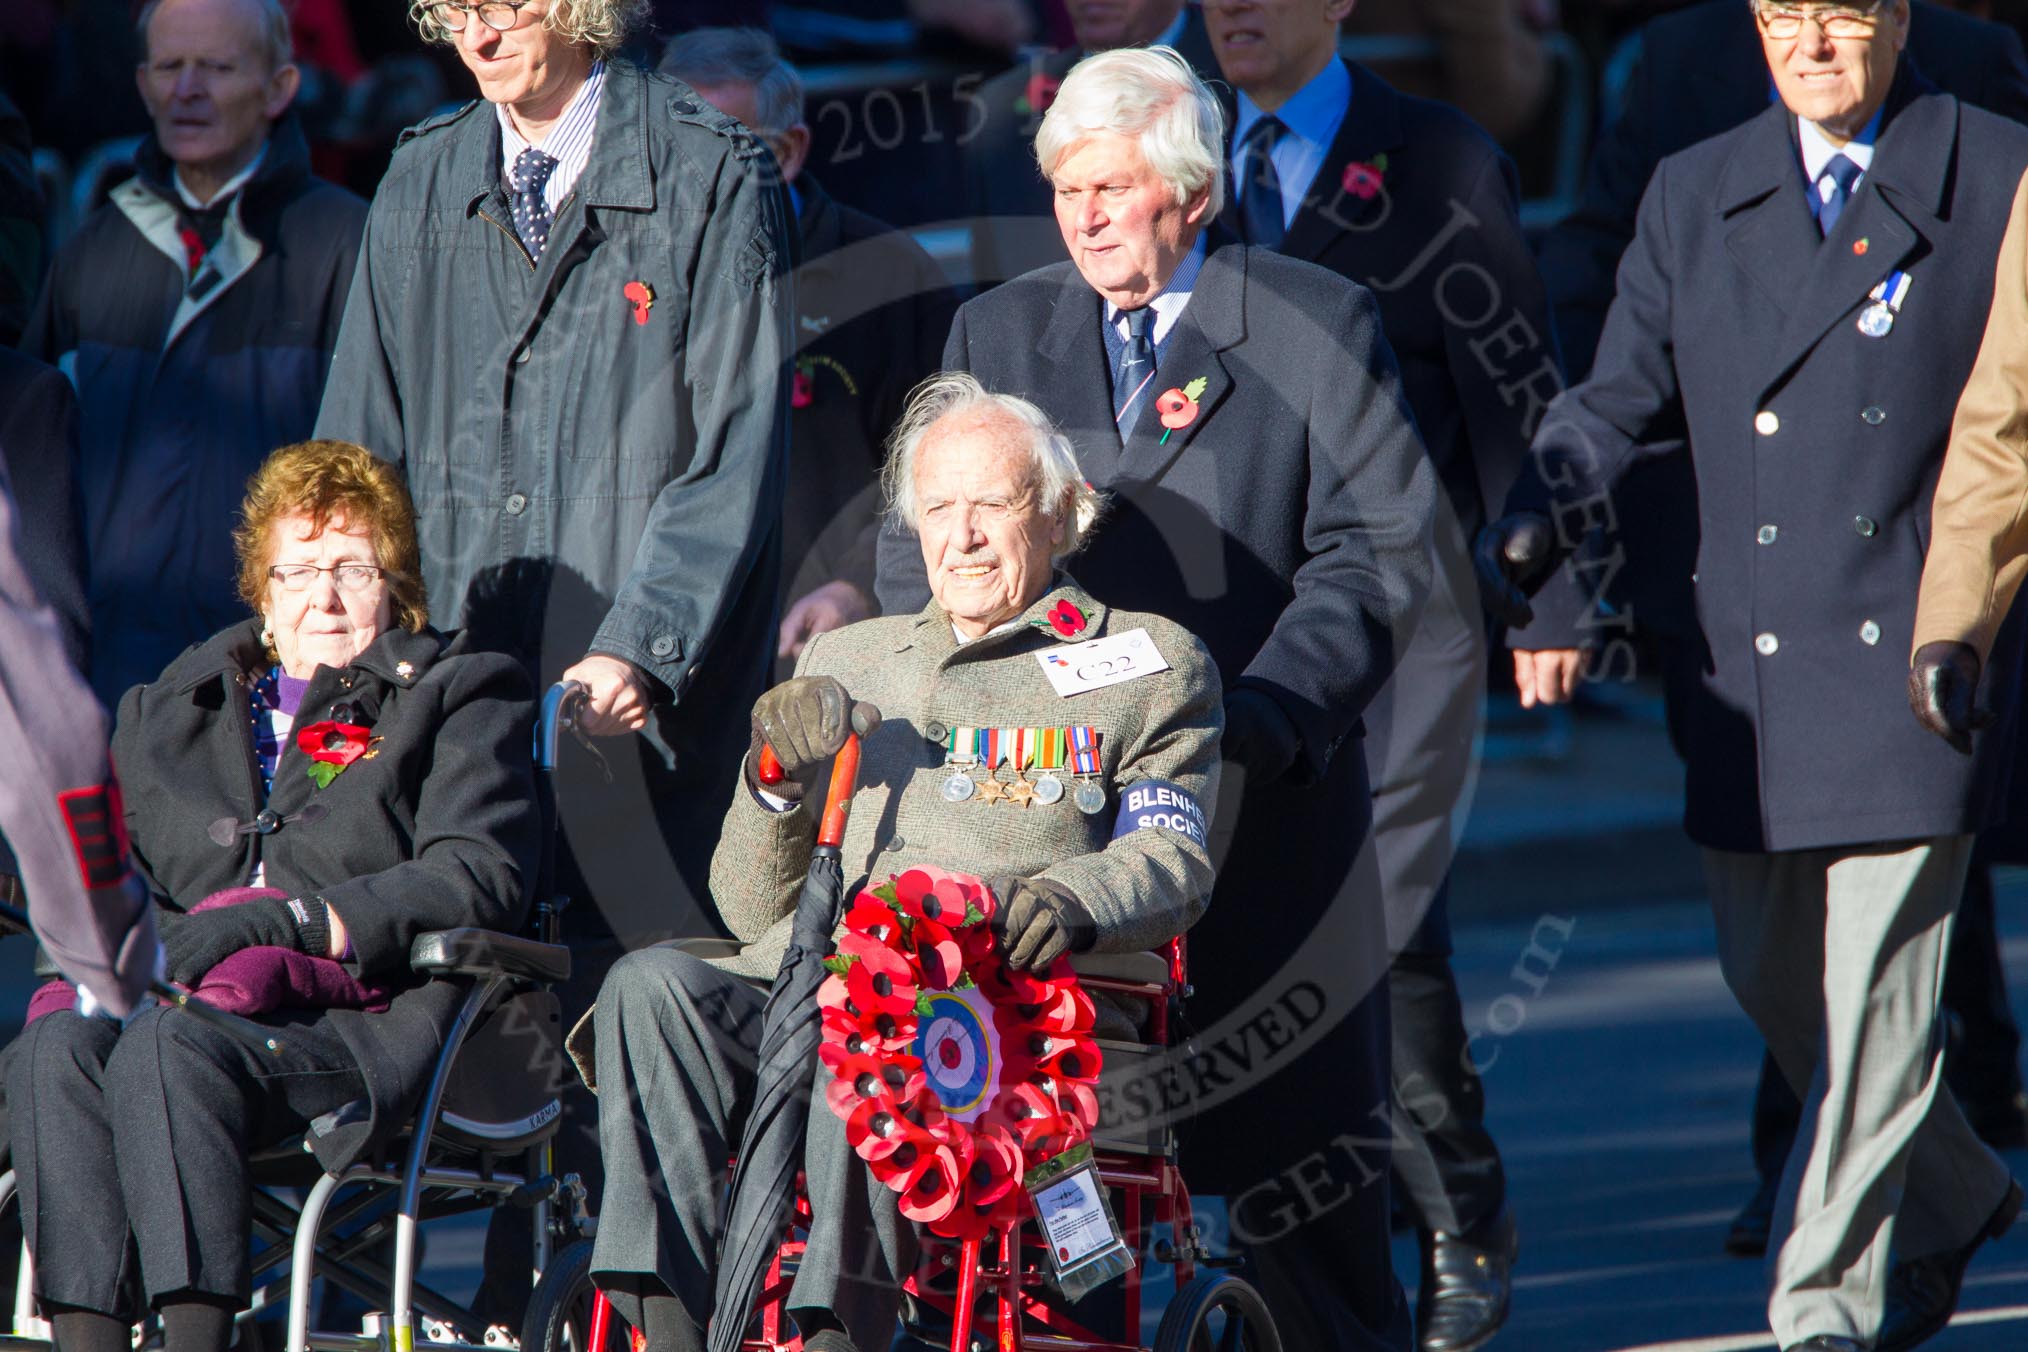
[589,946,915,1350]
[1704,837,2014,1346]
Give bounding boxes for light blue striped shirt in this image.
[496,59,606,215]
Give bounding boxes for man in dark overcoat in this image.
[877,45,1437,1352]
[961,0,1217,288]
[314,0,792,1322]
[1205,1,1572,1342]
[1534,0,2028,1257]
[1483,5,2028,1347]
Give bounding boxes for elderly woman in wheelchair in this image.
[3,440,541,1352]
[577,375,1223,1352]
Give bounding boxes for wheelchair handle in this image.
[536,681,589,773]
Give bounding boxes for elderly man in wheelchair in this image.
[579,374,1225,1352]
[0,440,543,1352]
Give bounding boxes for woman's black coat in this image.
[112,619,542,1170]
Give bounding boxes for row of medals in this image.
[942,761,1106,814]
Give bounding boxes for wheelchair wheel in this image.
[521,1239,613,1352]
[1151,1274,1282,1352]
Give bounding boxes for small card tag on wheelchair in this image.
[1025,1142,1135,1300]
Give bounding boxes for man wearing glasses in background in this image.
[1485,4,2028,1349]
[315,0,790,1328]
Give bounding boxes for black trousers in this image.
[5,1005,364,1315]
[1388,945,1507,1237]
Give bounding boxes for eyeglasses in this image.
[1754,4,1885,39]
[423,0,535,34]
[268,563,387,593]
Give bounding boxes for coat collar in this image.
[459,57,660,217]
[167,618,447,695]
[1719,63,1953,389]
[130,112,314,228]
[1277,60,1406,262]
[795,172,842,258]
[1117,243,1248,483]
[896,574,1112,660]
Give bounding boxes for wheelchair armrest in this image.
[666,936,747,961]
[1069,950,1172,988]
[410,928,573,983]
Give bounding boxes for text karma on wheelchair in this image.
[1,439,542,1352]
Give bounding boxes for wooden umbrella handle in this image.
[818,733,861,850]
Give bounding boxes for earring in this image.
[260,620,275,648]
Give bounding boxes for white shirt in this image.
[497,59,606,215]
[1797,106,1881,202]
[1104,234,1207,348]
[174,143,266,210]
[1230,57,1354,230]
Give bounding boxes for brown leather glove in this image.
[987,875,1097,972]
[747,676,880,802]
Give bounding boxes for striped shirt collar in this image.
[496,59,606,214]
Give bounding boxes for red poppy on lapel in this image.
[1156,376,1210,444]
[1017,72,1061,118]
[297,721,375,789]
[1044,600,1088,638]
[623,280,655,325]
[1342,153,1390,200]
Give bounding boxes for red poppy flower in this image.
[791,368,815,409]
[845,943,919,1018]
[894,1141,964,1223]
[622,280,655,325]
[1342,159,1385,199]
[909,918,965,990]
[842,897,904,948]
[1155,388,1200,432]
[823,1003,913,1058]
[1046,599,1087,638]
[297,721,372,767]
[1023,72,1061,117]
[846,1097,931,1171]
[894,867,977,928]
[823,1050,924,1122]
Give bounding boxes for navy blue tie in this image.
[1239,116,1286,250]
[1113,307,1155,435]
[510,147,559,261]
[1815,153,1861,238]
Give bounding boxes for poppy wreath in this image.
[818,865,1102,1241]
[297,721,377,789]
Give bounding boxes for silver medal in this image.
[942,771,977,803]
[1857,302,1894,338]
[1032,773,1065,805]
[1074,780,1106,815]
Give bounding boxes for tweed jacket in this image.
[707,579,1222,1031]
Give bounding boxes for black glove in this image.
[987,875,1097,973]
[1473,512,1558,628]
[160,897,328,986]
[1909,640,1992,754]
[746,676,881,802]
[1221,687,1301,787]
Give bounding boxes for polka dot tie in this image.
[510,147,559,261]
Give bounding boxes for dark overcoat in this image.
[1513,72,2028,853]
[314,61,791,929]
[875,242,1436,1197]
[960,10,1218,288]
[112,621,542,1170]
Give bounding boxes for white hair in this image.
[138,0,293,73]
[882,373,1108,560]
[408,0,650,58]
[1034,45,1226,219]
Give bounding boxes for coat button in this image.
[1755,411,1781,436]
[514,346,531,365]
[924,720,948,743]
[1861,406,1886,426]
[1859,620,1882,646]
[1755,632,1780,655]
[1757,525,1778,545]
[254,808,281,835]
[888,835,907,852]
[649,634,676,659]
[505,492,528,516]
[1854,516,1878,537]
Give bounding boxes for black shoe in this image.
[1965,1089,2028,1151]
[1783,1339,1866,1352]
[1877,1178,2023,1352]
[1417,1210,1517,1352]
[1726,1173,1780,1258]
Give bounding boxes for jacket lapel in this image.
[1279,61,1403,265]
[1035,269,1129,478]
[1760,74,1952,389]
[1119,245,1246,485]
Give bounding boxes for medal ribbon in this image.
[946,726,978,764]
[1069,725,1100,774]
[1869,270,1911,314]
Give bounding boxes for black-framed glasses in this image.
[268,563,387,593]
[424,0,536,34]
[1754,3,1886,39]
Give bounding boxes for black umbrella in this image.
[709,723,873,1352]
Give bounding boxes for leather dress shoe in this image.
[1877,1177,2023,1352]
[1783,1339,1867,1351]
[1726,1172,1780,1257]
[1417,1210,1517,1352]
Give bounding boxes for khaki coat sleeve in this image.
[1915,169,2028,663]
